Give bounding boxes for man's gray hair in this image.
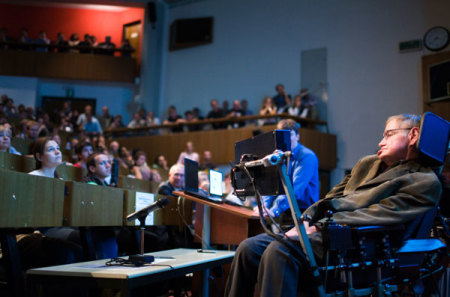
[169,163,184,175]
[386,114,421,128]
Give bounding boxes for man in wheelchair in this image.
[225,113,448,297]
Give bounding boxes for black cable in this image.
[176,196,213,250]
[105,257,175,270]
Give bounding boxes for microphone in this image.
[126,197,170,221]
[243,151,289,168]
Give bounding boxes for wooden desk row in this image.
[0,169,185,229]
[0,151,85,181]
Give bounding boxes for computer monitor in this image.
[209,169,223,197]
[184,158,199,192]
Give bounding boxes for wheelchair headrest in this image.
[417,112,450,167]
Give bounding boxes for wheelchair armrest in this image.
[397,238,446,253]
[351,224,405,234]
[322,224,406,252]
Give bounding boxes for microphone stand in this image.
[241,152,326,297]
[128,214,155,265]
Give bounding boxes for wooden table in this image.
[27,248,235,297]
[173,191,262,246]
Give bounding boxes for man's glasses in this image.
[382,128,411,140]
[98,160,112,166]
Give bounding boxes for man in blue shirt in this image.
[255,119,319,222]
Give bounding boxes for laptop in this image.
[184,159,223,204]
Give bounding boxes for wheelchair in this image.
[232,112,449,297]
[316,112,450,297]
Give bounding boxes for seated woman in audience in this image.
[18,137,83,273]
[118,146,134,169]
[0,123,21,155]
[282,94,302,116]
[152,154,169,180]
[152,154,169,171]
[146,111,160,126]
[258,96,277,125]
[29,137,62,178]
[131,150,161,182]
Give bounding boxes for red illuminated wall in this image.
[0,3,144,49]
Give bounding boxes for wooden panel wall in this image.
[0,169,65,227]
[422,51,450,121]
[116,126,337,171]
[0,51,136,83]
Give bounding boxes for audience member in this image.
[17,28,31,49]
[119,38,134,57]
[73,142,93,170]
[4,97,18,118]
[59,116,74,133]
[222,100,230,115]
[81,113,102,135]
[90,35,98,47]
[68,33,80,53]
[164,105,183,133]
[182,110,201,132]
[118,146,134,169]
[25,106,35,120]
[98,36,116,55]
[198,171,210,193]
[0,27,11,49]
[282,94,302,116]
[25,120,40,141]
[131,150,161,182]
[258,96,277,126]
[77,105,101,134]
[83,152,112,186]
[272,83,291,110]
[29,137,61,178]
[54,32,69,53]
[199,150,215,171]
[108,140,120,157]
[152,154,169,170]
[34,30,50,52]
[227,99,246,128]
[50,133,61,147]
[97,106,113,130]
[207,99,225,129]
[241,99,253,116]
[0,124,21,155]
[94,135,107,151]
[109,114,125,129]
[128,112,147,128]
[157,164,185,196]
[78,34,93,54]
[192,107,204,120]
[17,104,27,120]
[177,141,200,164]
[15,138,82,274]
[147,111,161,134]
[299,88,318,120]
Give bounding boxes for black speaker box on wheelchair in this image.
[233,129,290,198]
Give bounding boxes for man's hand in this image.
[253,206,274,218]
[285,221,318,238]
